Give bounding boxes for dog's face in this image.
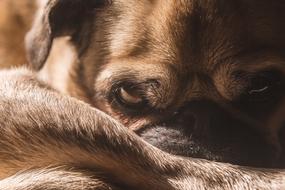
[27,0,285,168]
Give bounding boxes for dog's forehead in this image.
[107,0,285,73]
[110,0,235,71]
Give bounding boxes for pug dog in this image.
[27,0,285,168]
[1,0,285,189]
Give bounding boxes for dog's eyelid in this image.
[232,68,284,80]
[118,87,144,104]
[248,86,269,95]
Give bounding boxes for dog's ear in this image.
[26,0,108,70]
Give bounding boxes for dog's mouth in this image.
[138,119,284,169]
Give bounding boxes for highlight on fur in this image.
[0,68,284,189]
[1,0,285,189]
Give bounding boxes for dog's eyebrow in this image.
[110,75,160,89]
[212,48,285,75]
[234,49,285,71]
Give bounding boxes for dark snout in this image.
[139,100,283,168]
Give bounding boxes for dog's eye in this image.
[246,70,283,101]
[112,85,149,112]
[109,80,161,115]
[117,87,144,106]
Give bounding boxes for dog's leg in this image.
[0,68,284,190]
[0,167,118,190]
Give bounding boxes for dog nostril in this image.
[176,110,196,128]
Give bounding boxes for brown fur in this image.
[0,0,38,68]
[0,68,284,189]
[27,0,285,163]
[1,0,285,189]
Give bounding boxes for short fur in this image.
[0,68,284,189]
[26,0,285,166]
[0,0,285,189]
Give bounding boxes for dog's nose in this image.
[141,99,281,167]
[174,100,214,137]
